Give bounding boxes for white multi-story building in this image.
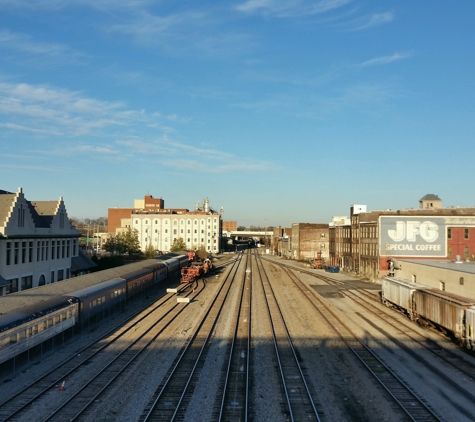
[131,199,222,253]
[0,188,84,295]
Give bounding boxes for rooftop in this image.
[400,259,475,275]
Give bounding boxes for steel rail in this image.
[279,264,442,422]
[0,281,191,422]
[218,250,251,422]
[140,253,244,421]
[40,280,208,422]
[254,252,321,422]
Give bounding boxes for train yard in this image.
[1,251,475,421]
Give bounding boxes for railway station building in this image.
[328,195,475,286]
[0,188,95,295]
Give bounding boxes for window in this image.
[440,281,445,291]
[29,241,33,262]
[9,278,19,293]
[51,271,55,283]
[447,245,452,258]
[58,269,64,281]
[21,241,26,263]
[6,242,11,265]
[13,241,19,265]
[321,233,325,238]
[21,276,32,290]
[51,241,55,259]
[465,228,470,239]
[460,277,465,285]
[18,204,25,227]
[447,228,452,239]
[465,246,470,259]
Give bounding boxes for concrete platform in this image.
[177,297,190,303]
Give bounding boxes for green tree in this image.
[120,228,141,255]
[103,234,121,255]
[195,245,208,260]
[143,243,156,259]
[170,237,187,252]
[103,228,140,255]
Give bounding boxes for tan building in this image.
[0,188,94,295]
[290,223,329,262]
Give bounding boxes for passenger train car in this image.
[0,253,190,366]
[381,277,475,348]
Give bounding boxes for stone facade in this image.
[131,211,221,253]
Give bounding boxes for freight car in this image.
[381,277,431,320]
[0,253,189,366]
[414,289,475,341]
[465,307,475,349]
[381,277,475,347]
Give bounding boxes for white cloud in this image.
[0,81,166,137]
[353,12,394,30]
[235,0,352,18]
[359,52,412,67]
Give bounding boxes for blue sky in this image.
[1,1,474,227]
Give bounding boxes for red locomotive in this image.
[180,257,214,284]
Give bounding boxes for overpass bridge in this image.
[223,230,273,243]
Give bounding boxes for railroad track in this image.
[0,280,201,422]
[269,260,475,388]
[276,263,442,422]
[215,250,252,421]
[139,253,244,421]
[254,252,322,422]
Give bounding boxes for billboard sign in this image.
[379,216,446,257]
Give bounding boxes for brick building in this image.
[290,223,329,261]
[222,221,237,231]
[329,195,475,280]
[108,195,166,234]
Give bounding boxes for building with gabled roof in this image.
[0,187,95,295]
